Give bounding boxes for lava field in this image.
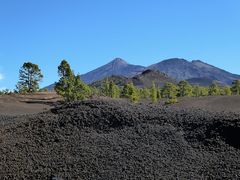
[0,99,240,179]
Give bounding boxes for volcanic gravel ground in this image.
[173,95,240,113]
[0,99,240,179]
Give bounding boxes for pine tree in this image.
[55,60,91,101]
[131,87,140,103]
[162,83,178,99]
[103,78,110,97]
[109,81,120,98]
[122,83,139,103]
[208,83,220,96]
[231,80,240,95]
[221,86,232,96]
[122,83,131,98]
[178,80,192,97]
[151,81,157,103]
[90,87,100,96]
[71,75,91,101]
[192,86,201,97]
[16,62,43,93]
[192,86,209,97]
[157,88,161,100]
[142,88,150,99]
[162,82,178,104]
[200,87,209,96]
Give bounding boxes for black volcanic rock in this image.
[131,69,177,88]
[81,58,145,84]
[1,99,240,179]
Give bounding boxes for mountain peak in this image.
[192,60,203,63]
[161,58,189,63]
[110,58,128,65]
[79,58,145,84]
[152,58,190,66]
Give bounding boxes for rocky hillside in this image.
[91,69,176,88]
[148,58,240,85]
[81,58,145,84]
[131,69,176,88]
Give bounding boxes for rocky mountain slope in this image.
[81,58,145,84]
[148,58,240,85]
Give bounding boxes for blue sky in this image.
[0,0,240,89]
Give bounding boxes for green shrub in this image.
[164,98,178,105]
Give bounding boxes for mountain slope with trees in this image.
[91,69,176,89]
[45,57,240,90]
